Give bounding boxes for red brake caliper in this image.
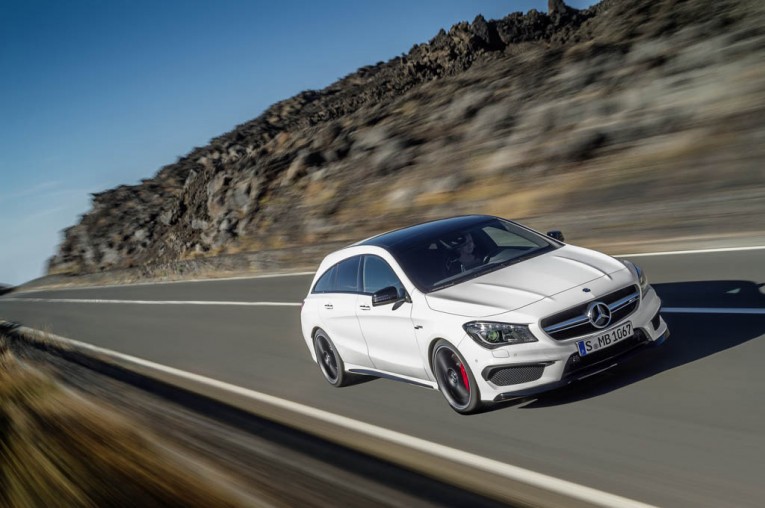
[458,362,470,392]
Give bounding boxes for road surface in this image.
[2,247,764,507]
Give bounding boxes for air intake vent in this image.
[651,309,661,329]
[484,364,545,386]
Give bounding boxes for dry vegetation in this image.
[0,335,243,507]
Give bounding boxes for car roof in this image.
[356,214,496,251]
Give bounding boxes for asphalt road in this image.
[2,248,764,507]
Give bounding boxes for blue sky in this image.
[0,0,595,285]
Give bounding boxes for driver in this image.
[452,233,482,273]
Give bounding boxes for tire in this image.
[432,339,482,414]
[313,329,350,387]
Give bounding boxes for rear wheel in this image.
[313,329,349,387]
[432,340,482,414]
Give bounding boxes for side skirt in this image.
[347,367,438,390]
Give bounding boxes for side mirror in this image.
[546,230,565,242]
[372,286,400,306]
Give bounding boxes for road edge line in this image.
[616,245,765,257]
[663,307,765,315]
[2,321,656,508]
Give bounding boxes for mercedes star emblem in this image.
[586,301,612,329]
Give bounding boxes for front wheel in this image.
[432,340,482,414]
[313,329,350,387]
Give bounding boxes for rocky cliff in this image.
[49,0,765,275]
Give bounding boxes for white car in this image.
[300,215,669,414]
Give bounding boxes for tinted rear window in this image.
[312,256,362,293]
[312,265,336,293]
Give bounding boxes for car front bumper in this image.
[456,286,669,402]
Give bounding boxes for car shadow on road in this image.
[499,280,765,410]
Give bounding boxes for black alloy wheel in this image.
[314,330,348,387]
[432,340,481,414]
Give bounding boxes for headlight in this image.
[622,260,650,295]
[463,322,538,348]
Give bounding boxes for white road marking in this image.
[1,298,301,307]
[617,245,765,257]
[663,307,765,315]
[8,322,656,508]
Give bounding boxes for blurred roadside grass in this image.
[0,334,241,507]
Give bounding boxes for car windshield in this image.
[394,218,556,293]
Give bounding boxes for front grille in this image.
[563,329,650,378]
[484,364,545,386]
[541,285,640,341]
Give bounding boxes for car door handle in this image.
[359,304,371,311]
[324,303,334,310]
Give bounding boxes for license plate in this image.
[577,322,632,356]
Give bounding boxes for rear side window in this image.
[312,256,361,293]
[312,265,336,293]
[335,256,361,292]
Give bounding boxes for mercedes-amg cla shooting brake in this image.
[300,215,669,414]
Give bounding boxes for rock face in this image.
[49,0,765,274]
[548,0,571,16]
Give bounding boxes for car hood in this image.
[424,245,627,317]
